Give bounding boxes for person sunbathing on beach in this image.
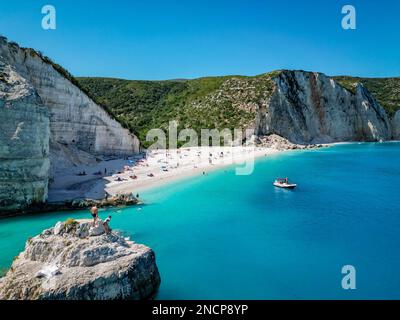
[90,206,98,225]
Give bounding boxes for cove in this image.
[1,142,400,299]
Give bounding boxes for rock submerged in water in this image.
[0,219,161,300]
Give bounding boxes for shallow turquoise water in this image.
[1,142,400,299]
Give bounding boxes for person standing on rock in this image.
[90,206,98,226]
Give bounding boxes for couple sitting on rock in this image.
[90,206,112,234]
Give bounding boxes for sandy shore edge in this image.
[48,137,331,204]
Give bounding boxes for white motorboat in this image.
[273,178,297,189]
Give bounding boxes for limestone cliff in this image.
[0,37,139,213]
[0,219,161,300]
[392,110,400,139]
[0,38,139,156]
[0,60,50,212]
[258,70,392,144]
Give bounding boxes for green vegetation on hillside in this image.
[78,74,277,147]
[334,76,400,117]
[79,73,400,147]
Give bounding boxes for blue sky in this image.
[0,0,399,79]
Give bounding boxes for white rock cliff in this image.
[258,70,392,143]
[0,59,50,211]
[0,37,139,213]
[392,110,400,140]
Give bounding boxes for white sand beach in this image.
[48,146,282,202]
[106,146,281,196]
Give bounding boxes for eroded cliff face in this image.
[0,60,50,212]
[0,37,139,213]
[392,110,400,140]
[0,39,139,157]
[258,70,392,144]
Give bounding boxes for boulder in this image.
[88,220,106,237]
[0,220,161,300]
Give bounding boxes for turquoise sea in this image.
[1,142,400,299]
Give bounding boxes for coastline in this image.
[104,146,283,196]
[48,138,332,206]
[2,136,400,299]
[114,140,393,197]
[5,140,395,219]
[1,143,325,219]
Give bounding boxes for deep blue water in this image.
[1,142,400,299]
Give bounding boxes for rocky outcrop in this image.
[69,193,139,208]
[0,219,161,300]
[0,60,50,211]
[255,134,324,151]
[257,70,392,144]
[0,36,140,213]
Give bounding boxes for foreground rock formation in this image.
[0,219,161,300]
[0,36,139,213]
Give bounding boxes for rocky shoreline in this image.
[0,219,161,300]
[0,193,140,219]
[255,134,327,150]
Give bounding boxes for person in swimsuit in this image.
[90,206,98,225]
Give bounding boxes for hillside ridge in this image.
[77,70,400,146]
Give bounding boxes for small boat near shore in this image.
[273,178,297,189]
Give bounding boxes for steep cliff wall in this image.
[0,37,139,213]
[0,60,50,212]
[258,71,392,143]
[392,110,400,140]
[0,38,139,157]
